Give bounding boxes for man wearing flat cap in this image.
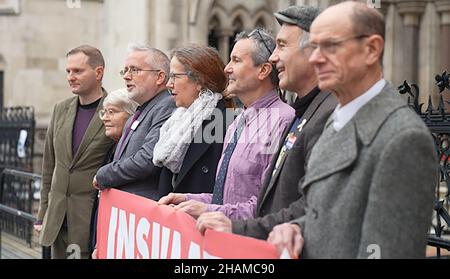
[268,1,437,258]
[196,5,337,240]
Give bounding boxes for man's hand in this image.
[33,224,42,233]
[267,223,304,259]
[174,200,207,219]
[196,212,232,235]
[158,193,187,206]
[92,175,102,190]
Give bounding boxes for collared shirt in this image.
[186,90,295,220]
[332,79,386,132]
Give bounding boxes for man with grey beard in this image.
[93,45,176,200]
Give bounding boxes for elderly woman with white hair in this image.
[99,88,138,143]
[89,88,137,257]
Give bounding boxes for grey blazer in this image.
[96,89,176,200]
[232,90,337,239]
[293,83,438,258]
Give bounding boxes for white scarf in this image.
[153,89,223,174]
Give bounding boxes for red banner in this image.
[97,189,282,259]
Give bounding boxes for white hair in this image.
[127,43,151,54]
[126,43,170,83]
[299,30,310,51]
[103,88,138,115]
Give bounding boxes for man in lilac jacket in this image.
[158,28,294,220]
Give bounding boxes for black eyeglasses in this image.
[120,67,160,77]
[249,29,273,56]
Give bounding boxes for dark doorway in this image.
[208,16,220,51]
[229,17,244,58]
[0,71,3,110]
[208,29,219,50]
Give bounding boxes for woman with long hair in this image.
[154,44,233,196]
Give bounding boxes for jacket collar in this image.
[68,88,108,167]
[301,82,408,190]
[116,89,172,159]
[353,82,407,146]
[258,90,334,210]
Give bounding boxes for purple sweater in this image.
[186,90,295,220]
[72,99,100,156]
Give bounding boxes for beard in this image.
[127,87,142,103]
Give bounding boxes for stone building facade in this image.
[0,0,448,170]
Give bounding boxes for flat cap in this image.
[274,5,322,32]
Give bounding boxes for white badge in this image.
[17,129,28,158]
[131,120,140,131]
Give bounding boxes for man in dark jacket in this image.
[93,45,176,200]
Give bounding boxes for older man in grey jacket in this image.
[268,1,438,258]
[93,45,176,200]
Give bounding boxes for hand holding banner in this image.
[97,188,285,259]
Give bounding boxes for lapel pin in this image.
[131,120,140,131]
[297,119,307,132]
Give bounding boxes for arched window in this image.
[255,17,266,29]
[206,3,275,63]
[232,16,244,32]
[208,15,221,51]
[229,17,244,57]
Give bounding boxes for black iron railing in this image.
[398,71,450,258]
[0,106,50,258]
[0,168,50,259]
[0,169,40,244]
[0,106,35,173]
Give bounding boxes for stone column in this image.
[435,1,450,109]
[436,0,450,74]
[397,1,427,84]
[217,29,234,63]
[278,0,295,10]
[378,0,391,17]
